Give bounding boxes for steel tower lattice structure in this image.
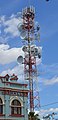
[22,7,35,112]
[17,6,42,112]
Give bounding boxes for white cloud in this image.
[0,44,24,81]
[39,63,58,74]
[1,64,23,75]
[0,16,5,24]
[0,36,7,44]
[4,17,21,37]
[0,44,24,64]
[0,64,25,82]
[38,63,58,86]
[44,76,58,85]
[0,14,22,43]
[0,44,9,50]
[35,108,58,119]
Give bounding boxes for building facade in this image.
[0,74,28,120]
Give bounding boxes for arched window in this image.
[0,98,3,114]
[11,99,22,115]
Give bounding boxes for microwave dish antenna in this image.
[22,46,27,52]
[20,30,27,39]
[18,23,27,39]
[17,56,23,64]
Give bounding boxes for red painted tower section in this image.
[22,7,35,112]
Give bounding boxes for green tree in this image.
[28,112,40,120]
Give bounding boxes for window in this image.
[0,98,3,114]
[11,99,21,115]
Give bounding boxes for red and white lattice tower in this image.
[18,6,42,112]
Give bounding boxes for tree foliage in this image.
[28,112,40,120]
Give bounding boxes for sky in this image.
[0,0,58,119]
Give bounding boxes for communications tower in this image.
[17,6,42,112]
[17,0,50,114]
